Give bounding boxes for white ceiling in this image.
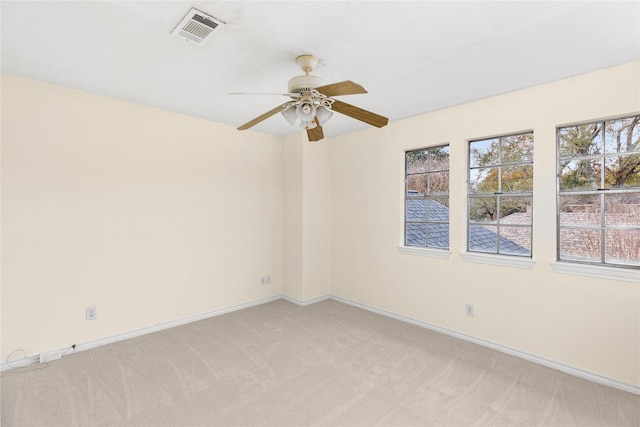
[2,1,639,139]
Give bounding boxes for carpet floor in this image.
[2,299,639,426]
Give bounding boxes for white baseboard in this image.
[282,294,330,306]
[2,354,40,370]
[1,295,282,372]
[329,295,640,396]
[4,293,639,396]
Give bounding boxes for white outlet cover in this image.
[466,304,475,317]
[86,306,97,320]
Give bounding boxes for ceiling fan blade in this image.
[306,119,324,142]
[315,80,367,97]
[330,99,389,128]
[237,103,291,130]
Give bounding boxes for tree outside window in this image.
[405,145,450,249]
[557,115,640,267]
[468,132,534,256]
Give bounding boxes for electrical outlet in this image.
[260,275,272,286]
[466,304,475,317]
[86,306,97,321]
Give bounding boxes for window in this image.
[405,145,449,249]
[468,132,534,256]
[557,115,640,268]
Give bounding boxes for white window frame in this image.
[403,144,450,253]
[556,114,640,270]
[467,131,534,258]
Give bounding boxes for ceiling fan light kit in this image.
[235,54,388,141]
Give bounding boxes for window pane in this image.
[499,196,532,224]
[429,146,450,171]
[501,165,533,192]
[502,133,534,163]
[558,123,602,158]
[604,154,640,189]
[469,225,497,253]
[605,194,640,227]
[470,139,499,167]
[605,117,640,154]
[559,228,601,262]
[428,224,449,248]
[605,229,640,266]
[428,172,449,194]
[427,198,449,222]
[559,159,601,191]
[557,115,639,268]
[559,194,600,226]
[405,145,450,251]
[470,167,499,194]
[499,227,531,256]
[406,149,428,174]
[406,199,426,221]
[406,223,426,247]
[470,196,497,222]
[407,174,427,195]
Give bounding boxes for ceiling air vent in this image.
[171,8,224,46]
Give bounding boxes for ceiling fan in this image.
[233,55,388,142]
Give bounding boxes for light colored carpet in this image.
[2,299,639,426]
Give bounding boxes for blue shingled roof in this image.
[406,199,449,222]
[405,192,529,255]
[468,225,530,256]
[406,199,449,248]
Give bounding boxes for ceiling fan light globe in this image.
[296,101,316,121]
[315,105,333,126]
[281,106,298,126]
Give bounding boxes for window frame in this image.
[466,131,534,258]
[556,114,640,270]
[404,144,450,250]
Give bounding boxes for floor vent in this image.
[171,8,225,46]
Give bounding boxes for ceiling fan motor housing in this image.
[288,74,325,94]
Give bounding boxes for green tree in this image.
[559,116,640,191]
[604,116,640,188]
[406,146,449,195]
[469,134,533,221]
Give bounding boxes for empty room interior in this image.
[1,1,639,426]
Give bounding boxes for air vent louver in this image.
[171,8,224,46]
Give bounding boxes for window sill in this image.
[397,246,451,259]
[460,252,536,269]
[551,262,639,283]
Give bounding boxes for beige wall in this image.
[2,62,639,387]
[282,133,304,300]
[1,74,283,360]
[301,138,331,301]
[282,132,331,302]
[328,61,640,387]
